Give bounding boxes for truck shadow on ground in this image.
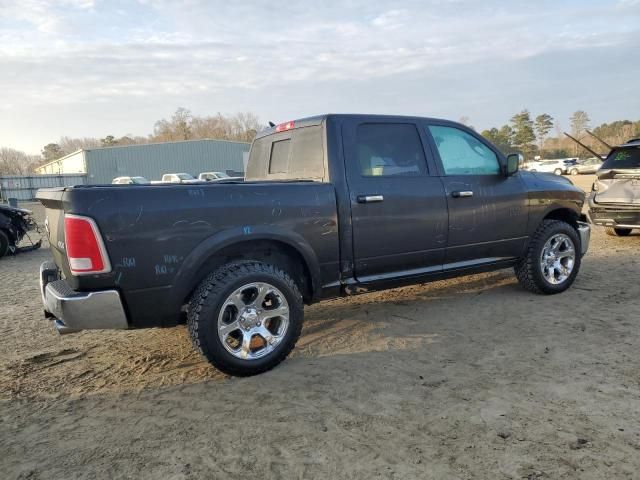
[1,269,522,400]
[4,250,636,401]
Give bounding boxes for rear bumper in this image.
[588,203,640,229]
[40,262,128,334]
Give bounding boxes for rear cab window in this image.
[246,124,325,181]
[269,140,291,174]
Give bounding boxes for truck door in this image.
[343,120,448,282]
[424,122,528,267]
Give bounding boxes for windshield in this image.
[215,172,230,178]
[131,177,148,184]
[601,146,640,170]
[177,173,195,180]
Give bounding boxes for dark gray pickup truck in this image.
[37,114,590,376]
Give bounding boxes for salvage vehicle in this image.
[588,138,640,236]
[37,114,590,376]
[155,173,199,184]
[198,171,230,181]
[198,172,244,182]
[0,203,41,258]
[112,176,150,185]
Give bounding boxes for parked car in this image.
[523,159,571,175]
[588,138,640,237]
[157,173,199,184]
[112,176,150,185]
[37,114,590,376]
[568,157,603,175]
[199,171,230,181]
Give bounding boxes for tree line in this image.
[0,109,262,175]
[480,110,640,161]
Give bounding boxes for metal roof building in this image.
[36,139,250,184]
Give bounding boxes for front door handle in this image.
[357,194,384,203]
[451,191,473,198]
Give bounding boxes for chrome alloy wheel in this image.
[540,233,576,285]
[217,282,290,360]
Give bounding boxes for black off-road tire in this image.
[0,230,10,258]
[605,227,632,237]
[515,219,582,295]
[187,261,304,376]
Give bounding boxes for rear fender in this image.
[168,225,322,310]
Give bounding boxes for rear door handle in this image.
[357,194,384,203]
[451,191,473,198]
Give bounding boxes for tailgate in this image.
[36,188,69,272]
[594,172,640,205]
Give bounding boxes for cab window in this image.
[429,125,500,175]
[356,123,427,177]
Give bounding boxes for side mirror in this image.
[505,153,522,176]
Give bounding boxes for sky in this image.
[0,0,639,154]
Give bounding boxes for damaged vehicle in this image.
[0,204,41,258]
[588,138,640,236]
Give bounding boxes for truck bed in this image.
[37,181,340,327]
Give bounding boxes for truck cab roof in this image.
[256,114,453,139]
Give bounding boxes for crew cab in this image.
[37,114,590,376]
[588,138,640,236]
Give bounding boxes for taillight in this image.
[275,121,295,132]
[64,214,111,275]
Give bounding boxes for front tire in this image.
[187,261,304,376]
[606,227,632,237]
[515,220,581,294]
[570,168,579,176]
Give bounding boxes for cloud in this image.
[0,0,638,152]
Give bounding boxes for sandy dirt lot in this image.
[2,175,640,479]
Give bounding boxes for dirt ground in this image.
[1,174,640,479]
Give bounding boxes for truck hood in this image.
[522,171,576,187]
[593,169,640,205]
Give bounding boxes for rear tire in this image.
[606,227,632,237]
[570,168,579,176]
[554,168,563,175]
[187,261,304,376]
[515,219,581,295]
[0,230,9,258]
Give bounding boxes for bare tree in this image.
[154,108,262,143]
[570,110,591,136]
[58,136,101,155]
[154,107,194,141]
[0,147,41,175]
